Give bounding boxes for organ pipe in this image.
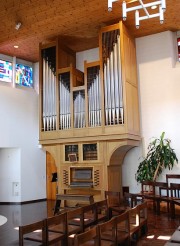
[59,73,71,130]
[73,90,85,128]
[42,47,56,131]
[103,29,124,125]
[87,66,101,127]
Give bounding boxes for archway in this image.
[107,144,137,195]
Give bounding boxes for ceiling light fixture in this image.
[108,0,166,29]
[108,0,118,12]
[151,5,157,9]
[14,45,19,49]
[15,22,22,30]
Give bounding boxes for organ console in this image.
[39,21,141,203]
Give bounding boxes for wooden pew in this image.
[19,220,46,246]
[98,217,116,246]
[74,225,100,246]
[96,199,109,224]
[138,202,148,237]
[115,211,130,245]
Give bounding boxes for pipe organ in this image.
[39,22,141,202]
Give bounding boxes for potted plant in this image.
[135,132,178,183]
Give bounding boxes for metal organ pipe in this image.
[113,42,120,124]
[117,35,124,124]
[104,64,108,125]
[74,91,85,128]
[103,30,124,125]
[42,58,46,131]
[42,55,57,131]
[88,68,101,127]
[107,59,112,124]
[59,75,71,130]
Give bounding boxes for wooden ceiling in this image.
[0,0,179,62]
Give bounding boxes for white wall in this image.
[0,65,46,202]
[122,31,180,192]
[76,48,99,72]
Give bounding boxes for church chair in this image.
[115,211,130,246]
[158,185,175,216]
[128,205,140,243]
[67,207,84,234]
[105,191,126,218]
[167,183,180,219]
[98,217,116,246]
[138,202,148,237]
[19,219,46,246]
[170,183,180,198]
[166,174,180,187]
[124,192,138,208]
[140,181,156,210]
[154,181,168,194]
[45,212,68,245]
[154,181,169,211]
[104,191,121,207]
[74,225,100,246]
[96,199,109,224]
[141,181,155,195]
[67,207,84,246]
[82,203,97,231]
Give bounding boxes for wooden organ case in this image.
[39,22,141,202]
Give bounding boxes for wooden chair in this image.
[105,191,126,218]
[168,184,180,219]
[67,207,84,246]
[82,203,97,231]
[138,202,148,237]
[128,205,140,242]
[141,181,155,195]
[154,181,169,210]
[124,192,138,208]
[104,191,121,207]
[140,181,156,210]
[45,213,68,245]
[154,181,168,193]
[67,207,83,234]
[160,183,180,215]
[159,184,180,199]
[19,219,46,246]
[98,217,116,246]
[170,183,180,198]
[96,199,109,224]
[115,211,130,246]
[158,185,175,217]
[74,225,100,246]
[166,174,180,187]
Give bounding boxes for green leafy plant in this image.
[135,132,178,183]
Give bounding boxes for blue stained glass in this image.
[0,59,12,82]
[16,64,33,88]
